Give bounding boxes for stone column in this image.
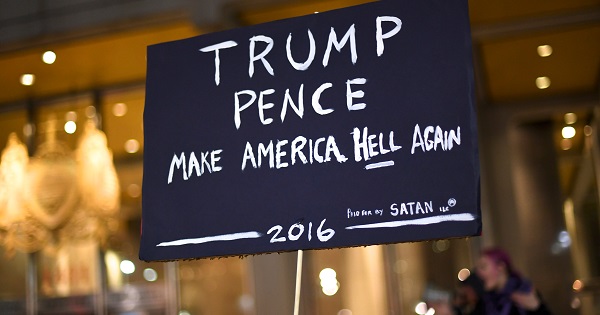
[509,120,573,315]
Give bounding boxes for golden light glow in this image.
[572,279,583,291]
[537,45,552,57]
[20,74,35,86]
[124,139,140,153]
[584,125,592,136]
[85,106,97,118]
[320,267,340,296]
[112,103,128,117]
[458,268,471,281]
[120,260,135,275]
[564,113,577,125]
[415,302,428,315]
[127,183,141,198]
[65,111,77,122]
[143,268,158,282]
[535,76,551,89]
[562,126,576,139]
[320,268,336,280]
[64,121,77,134]
[23,123,34,137]
[560,138,572,150]
[42,51,57,64]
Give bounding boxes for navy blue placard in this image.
[140,0,480,261]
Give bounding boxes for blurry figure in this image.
[423,283,454,315]
[453,272,485,315]
[476,247,552,315]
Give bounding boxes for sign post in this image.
[140,0,480,261]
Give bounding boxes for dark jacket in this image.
[483,276,552,315]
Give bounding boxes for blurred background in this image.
[0,0,598,314]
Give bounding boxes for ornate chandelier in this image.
[0,119,120,257]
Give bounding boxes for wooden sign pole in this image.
[293,250,304,315]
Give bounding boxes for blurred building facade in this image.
[0,0,598,314]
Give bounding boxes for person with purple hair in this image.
[476,247,552,315]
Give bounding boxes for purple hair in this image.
[482,247,520,277]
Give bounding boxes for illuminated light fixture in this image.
[337,309,352,315]
[535,76,551,89]
[124,139,140,153]
[112,103,128,117]
[120,260,135,275]
[178,311,191,315]
[143,268,158,282]
[320,268,336,280]
[42,51,57,64]
[560,139,572,151]
[322,283,340,296]
[320,267,340,296]
[564,113,577,125]
[64,121,77,134]
[425,308,436,315]
[415,302,428,315]
[537,45,552,57]
[562,126,576,139]
[457,268,471,281]
[20,74,35,86]
[572,279,583,291]
[558,230,571,248]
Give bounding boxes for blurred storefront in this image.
[0,0,598,314]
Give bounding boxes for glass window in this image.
[0,109,28,311]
